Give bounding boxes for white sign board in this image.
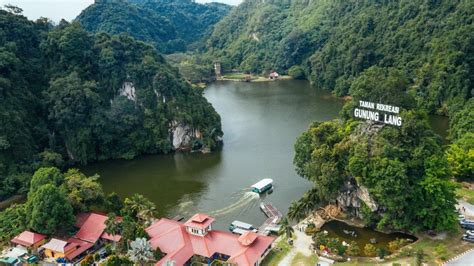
[353,100,402,126]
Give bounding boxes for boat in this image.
[229,220,257,234]
[251,178,273,194]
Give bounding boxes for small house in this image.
[11,231,47,249]
[269,71,279,80]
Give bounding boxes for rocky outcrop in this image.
[336,179,378,219]
[119,81,137,102]
[170,121,203,151]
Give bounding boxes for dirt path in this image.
[278,228,313,266]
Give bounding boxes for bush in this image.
[346,241,360,256]
[288,65,305,79]
[364,243,377,256]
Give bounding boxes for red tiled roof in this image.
[147,216,274,266]
[75,213,108,243]
[183,213,215,230]
[65,238,94,261]
[238,231,258,246]
[101,232,122,242]
[75,212,122,243]
[11,231,46,247]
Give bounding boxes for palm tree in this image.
[278,217,294,239]
[105,212,121,250]
[127,238,154,266]
[124,194,156,224]
[287,200,306,222]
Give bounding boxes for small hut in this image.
[269,71,279,80]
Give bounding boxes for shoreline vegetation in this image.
[218,73,293,82]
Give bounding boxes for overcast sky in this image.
[0,0,242,22]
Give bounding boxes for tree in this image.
[123,194,156,224]
[446,133,474,181]
[287,201,306,222]
[105,212,121,250]
[127,238,154,265]
[288,65,305,79]
[106,192,124,213]
[29,167,64,194]
[62,168,104,212]
[26,184,75,235]
[278,217,294,239]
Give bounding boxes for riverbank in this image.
[218,73,292,82]
[0,195,25,210]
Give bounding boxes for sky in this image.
[0,0,242,22]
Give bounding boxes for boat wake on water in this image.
[209,191,259,217]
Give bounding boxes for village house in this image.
[268,71,279,80]
[146,213,275,265]
[41,212,121,263]
[11,231,47,249]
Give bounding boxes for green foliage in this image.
[346,241,360,256]
[364,243,377,257]
[278,217,294,239]
[26,184,75,235]
[104,255,133,266]
[62,168,104,212]
[76,0,232,53]
[0,204,27,243]
[208,0,472,113]
[447,132,473,181]
[288,65,305,79]
[0,9,222,199]
[29,167,64,194]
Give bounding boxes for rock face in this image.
[119,82,137,102]
[170,121,203,151]
[336,179,378,219]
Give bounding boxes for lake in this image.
[83,80,344,229]
[83,80,448,230]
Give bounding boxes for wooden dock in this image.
[258,202,282,235]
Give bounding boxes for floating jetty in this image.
[258,202,282,235]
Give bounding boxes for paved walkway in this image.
[458,200,474,218]
[278,228,313,266]
[444,249,474,265]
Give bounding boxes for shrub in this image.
[364,243,377,256]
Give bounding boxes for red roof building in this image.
[11,231,47,248]
[75,212,122,243]
[146,213,274,266]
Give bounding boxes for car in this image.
[460,219,474,229]
[458,214,465,221]
[462,235,474,243]
[466,230,474,237]
[98,249,109,259]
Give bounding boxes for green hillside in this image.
[76,0,232,53]
[0,9,222,199]
[208,0,472,115]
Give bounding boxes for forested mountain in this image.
[76,0,232,53]
[208,0,473,116]
[0,8,222,199]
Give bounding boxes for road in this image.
[444,249,474,266]
[458,200,474,218]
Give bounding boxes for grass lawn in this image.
[261,238,292,266]
[291,252,318,266]
[456,186,474,205]
[221,73,249,80]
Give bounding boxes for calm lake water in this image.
[83,80,344,229]
[83,80,448,230]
